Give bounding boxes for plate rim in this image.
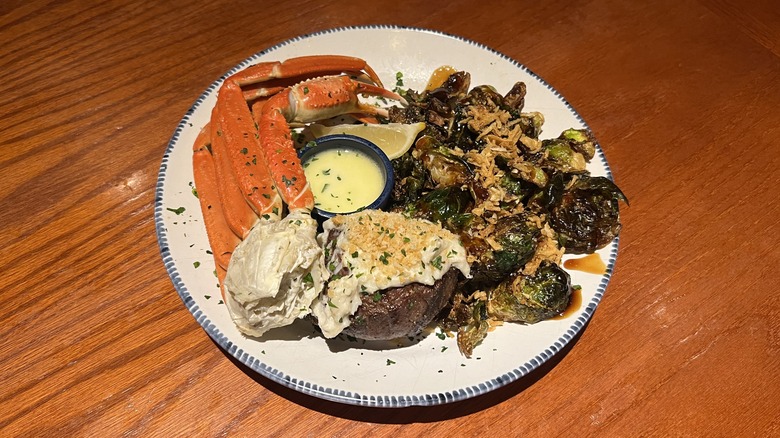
[154,24,619,408]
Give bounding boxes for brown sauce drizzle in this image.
[563,253,607,275]
[553,287,582,320]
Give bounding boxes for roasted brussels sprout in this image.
[559,128,596,161]
[541,138,587,173]
[470,215,541,285]
[487,262,572,323]
[465,85,504,108]
[516,111,545,140]
[547,174,628,254]
[414,135,473,188]
[428,71,471,103]
[407,186,474,232]
[498,158,548,193]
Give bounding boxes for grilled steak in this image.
[341,269,458,340]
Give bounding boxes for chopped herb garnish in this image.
[167,206,185,215]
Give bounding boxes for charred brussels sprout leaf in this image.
[500,172,532,199]
[503,81,527,112]
[487,263,572,323]
[470,215,541,285]
[443,295,489,359]
[456,300,489,358]
[390,150,427,208]
[549,175,628,254]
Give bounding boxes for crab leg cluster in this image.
[191,55,403,335]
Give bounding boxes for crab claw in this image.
[286,75,406,123]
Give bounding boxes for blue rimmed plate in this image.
[155,25,620,407]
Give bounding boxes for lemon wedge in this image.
[306,122,426,160]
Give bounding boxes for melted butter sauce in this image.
[303,148,384,213]
[564,253,607,275]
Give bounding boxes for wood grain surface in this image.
[2,0,778,436]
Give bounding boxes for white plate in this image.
[155,26,620,407]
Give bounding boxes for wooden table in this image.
[2,0,778,436]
